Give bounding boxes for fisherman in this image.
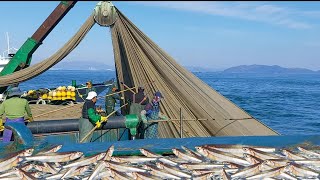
[82,81,96,100]
[79,91,108,143]
[105,83,124,116]
[0,87,33,142]
[141,91,168,139]
[129,86,149,139]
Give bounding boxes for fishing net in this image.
[0,5,278,138]
[110,8,278,138]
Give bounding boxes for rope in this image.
[0,12,96,87]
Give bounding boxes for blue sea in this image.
[19,70,320,136]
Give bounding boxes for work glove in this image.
[27,116,34,122]
[159,113,168,120]
[100,116,108,122]
[95,121,102,128]
[120,97,125,100]
[0,120,4,131]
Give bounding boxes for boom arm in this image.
[0,1,77,76]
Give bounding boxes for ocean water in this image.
[19,70,320,136]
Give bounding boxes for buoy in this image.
[41,94,48,99]
[56,91,62,97]
[52,91,57,97]
[67,91,71,96]
[61,91,66,97]
[71,92,76,97]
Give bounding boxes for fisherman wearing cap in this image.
[141,91,168,139]
[105,83,124,116]
[82,81,97,100]
[129,86,149,139]
[79,91,108,143]
[0,87,33,142]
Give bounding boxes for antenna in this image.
[6,32,9,55]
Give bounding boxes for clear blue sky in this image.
[0,1,320,70]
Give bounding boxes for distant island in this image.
[222,64,319,74]
[50,60,115,71]
[49,61,319,74]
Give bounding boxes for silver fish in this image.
[297,146,320,158]
[21,151,83,163]
[231,163,263,178]
[192,172,214,180]
[221,168,231,180]
[37,144,62,155]
[172,148,203,163]
[130,172,162,180]
[139,148,161,158]
[181,146,204,159]
[61,165,90,179]
[110,156,157,164]
[63,151,106,168]
[179,162,225,170]
[287,162,319,178]
[192,168,238,176]
[278,172,298,180]
[105,160,147,172]
[243,147,282,160]
[33,164,53,174]
[263,159,290,167]
[294,159,320,165]
[143,164,181,179]
[0,148,33,172]
[243,153,264,165]
[15,169,37,180]
[0,167,19,178]
[156,161,192,178]
[204,144,276,154]
[223,161,246,169]
[197,146,250,165]
[108,168,132,180]
[20,164,34,172]
[88,161,109,180]
[139,148,178,166]
[282,149,306,160]
[104,145,115,161]
[246,166,286,180]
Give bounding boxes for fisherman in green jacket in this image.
[79,91,108,143]
[0,87,33,142]
[105,84,124,116]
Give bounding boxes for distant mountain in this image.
[184,66,222,72]
[223,65,317,74]
[51,60,115,71]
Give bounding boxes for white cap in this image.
[86,91,97,100]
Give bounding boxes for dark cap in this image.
[8,87,23,97]
[154,91,163,98]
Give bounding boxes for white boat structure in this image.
[0,32,17,72]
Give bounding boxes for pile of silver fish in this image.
[0,143,320,179]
